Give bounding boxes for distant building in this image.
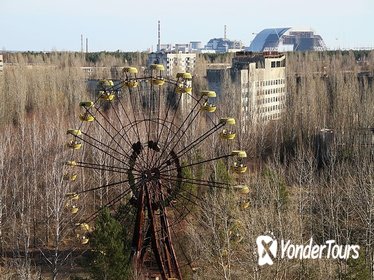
[0,54,3,72]
[205,38,243,53]
[156,42,203,53]
[248,28,326,52]
[189,41,202,51]
[207,51,287,127]
[148,52,196,77]
[159,44,173,52]
[175,44,189,53]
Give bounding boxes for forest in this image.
[0,50,373,280]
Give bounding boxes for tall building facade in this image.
[233,52,287,123]
[207,52,287,127]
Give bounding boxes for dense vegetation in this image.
[0,50,373,279]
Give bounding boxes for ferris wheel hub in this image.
[141,168,161,182]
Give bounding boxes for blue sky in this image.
[1,0,373,51]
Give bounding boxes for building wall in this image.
[148,53,196,77]
[247,55,286,122]
[207,53,287,128]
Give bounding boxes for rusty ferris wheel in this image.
[63,64,249,279]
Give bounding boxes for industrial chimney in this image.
[157,20,161,52]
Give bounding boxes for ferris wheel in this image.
[63,64,249,279]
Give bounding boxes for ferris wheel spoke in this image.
[174,122,225,159]
[163,106,201,159]
[94,108,133,149]
[159,153,232,173]
[76,177,140,194]
[148,87,164,168]
[76,161,139,174]
[106,102,150,169]
[157,122,224,170]
[86,111,133,161]
[74,132,133,169]
[108,102,136,146]
[165,186,201,209]
[160,174,229,190]
[160,174,231,188]
[134,85,152,148]
[157,85,182,149]
[157,91,182,150]
[153,95,204,169]
[84,187,134,223]
[118,90,142,144]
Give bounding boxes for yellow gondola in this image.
[240,200,250,209]
[71,206,79,214]
[202,102,217,112]
[125,80,138,88]
[175,85,184,94]
[201,90,216,98]
[231,150,247,158]
[123,66,138,74]
[80,223,90,232]
[76,223,90,232]
[67,129,82,136]
[153,78,165,86]
[231,162,248,174]
[66,192,79,200]
[176,72,192,79]
[79,101,94,108]
[220,129,236,140]
[99,91,115,101]
[67,140,82,150]
[229,220,243,243]
[63,173,77,181]
[66,160,77,167]
[219,118,236,125]
[80,113,95,122]
[99,79,114,87]
[150,64,165,71]
[176,84,192,94]
[233,185,250,194]
[81,236,89,245]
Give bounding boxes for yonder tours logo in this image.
[256,234,360,266]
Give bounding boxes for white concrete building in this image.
[148,52,196,77]
[232,52,287,123]
[207,52,287,127]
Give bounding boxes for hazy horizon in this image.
[1,0,373,52]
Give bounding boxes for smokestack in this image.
[157,20,161,52]
[86,38,88,53]
[81,34,84,53]
[224,25,227,40]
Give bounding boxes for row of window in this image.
[256,79,285,87]
[261,112,281,121]
[166,58,196,63]
[257,87,286,96]
[271,60,285,68]
[257,95,286,105]
[258,103,286,113]
[166,62,194,68]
